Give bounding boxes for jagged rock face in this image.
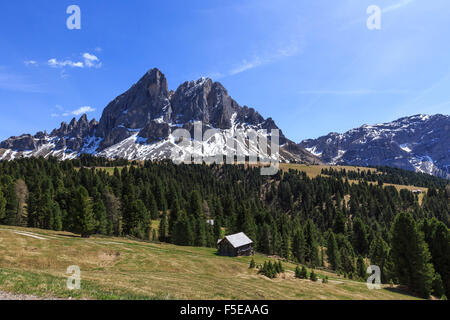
[0,67,321,165]
[96,68,171,149]
[0,114,98,155]
[171,79,239,129]
[299,114,450,178]
[0,134,37,151]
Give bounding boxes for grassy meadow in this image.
[0,225,418,300]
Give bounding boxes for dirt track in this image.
[0,291,66,300]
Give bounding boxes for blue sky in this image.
[1,0,449,142]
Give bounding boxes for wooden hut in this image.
[217,232,254,257]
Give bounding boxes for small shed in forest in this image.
[217,232,254,257]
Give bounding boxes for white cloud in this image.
[0,71,44,93]
[229,41,301,76]
[298,89,410,95]
[47,52,102,69]
[230,57,265,75]
[24,60,38,66]
[83,53,102,68]
[48,58,84,68]
[53,106,96,118]
[63,106,96,116]
[383,0,415,13]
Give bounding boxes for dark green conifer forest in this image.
[0,156,448,298]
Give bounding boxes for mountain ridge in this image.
[299,114,450,178]
[0,68,320,165]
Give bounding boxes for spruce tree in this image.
[300,266,308,279]
[369,235,392,283]
[352,218,369,256]
[292,228,306,263]
[72,186,96,238]
[0,188,6,222]
[391,212,435,298]
[310,270,318,282]
[327,231,341,271]
[249,258,256,269]
[93,196,108,235]
[356,255,366,280]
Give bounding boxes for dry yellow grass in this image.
[0,225,418,300]
[278,164,427,203]
[279,164,378,178]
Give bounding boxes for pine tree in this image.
[168,197,180,237]
[71,186,96,238]
[173,211,194,246]
[4,182,18,225]
[299,266,308,279]
[352,218,369,256]
[295,266,301,278]
[421,218,450,296]
[304,219,319,266]
[249,258,256,269]
[391,212,435,298]
[147,191,159,220]
[357,255,366,280]
[0,187,6,222]
[333,209,346,235]
[310,270,318,282]
[52,202,63,231]
[93,196,108,235]
[369,235,392,283]
[292,228,306,263]
[432,273,445,298]
[338,235,356,276]
[189,190,203,217]
[104,189,122,236]
[327,231,341,271]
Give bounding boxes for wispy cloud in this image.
[82,53,102,68]
[341,0,416,31]
[24,60,38,67]
[52,106,96,118]
[48,58,84,68]
[383,0,415,13]
[229,41,301,76]
[47,52,102,69]
[63,106,96,116]
[0,71,44,93]
[298,89,410,95]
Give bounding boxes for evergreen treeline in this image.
[321,166,448,189]
[0,157,448,299]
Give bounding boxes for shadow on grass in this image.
[384,286,418,299]
[56,234,81,238]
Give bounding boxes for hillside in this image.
[0,157,448,300]
[0,226,418,300]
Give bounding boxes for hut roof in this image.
[220,232,253,248]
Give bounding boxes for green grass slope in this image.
[0,226,419,300]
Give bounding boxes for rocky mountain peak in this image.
[300,114,450,178]
[0,67,322,165]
